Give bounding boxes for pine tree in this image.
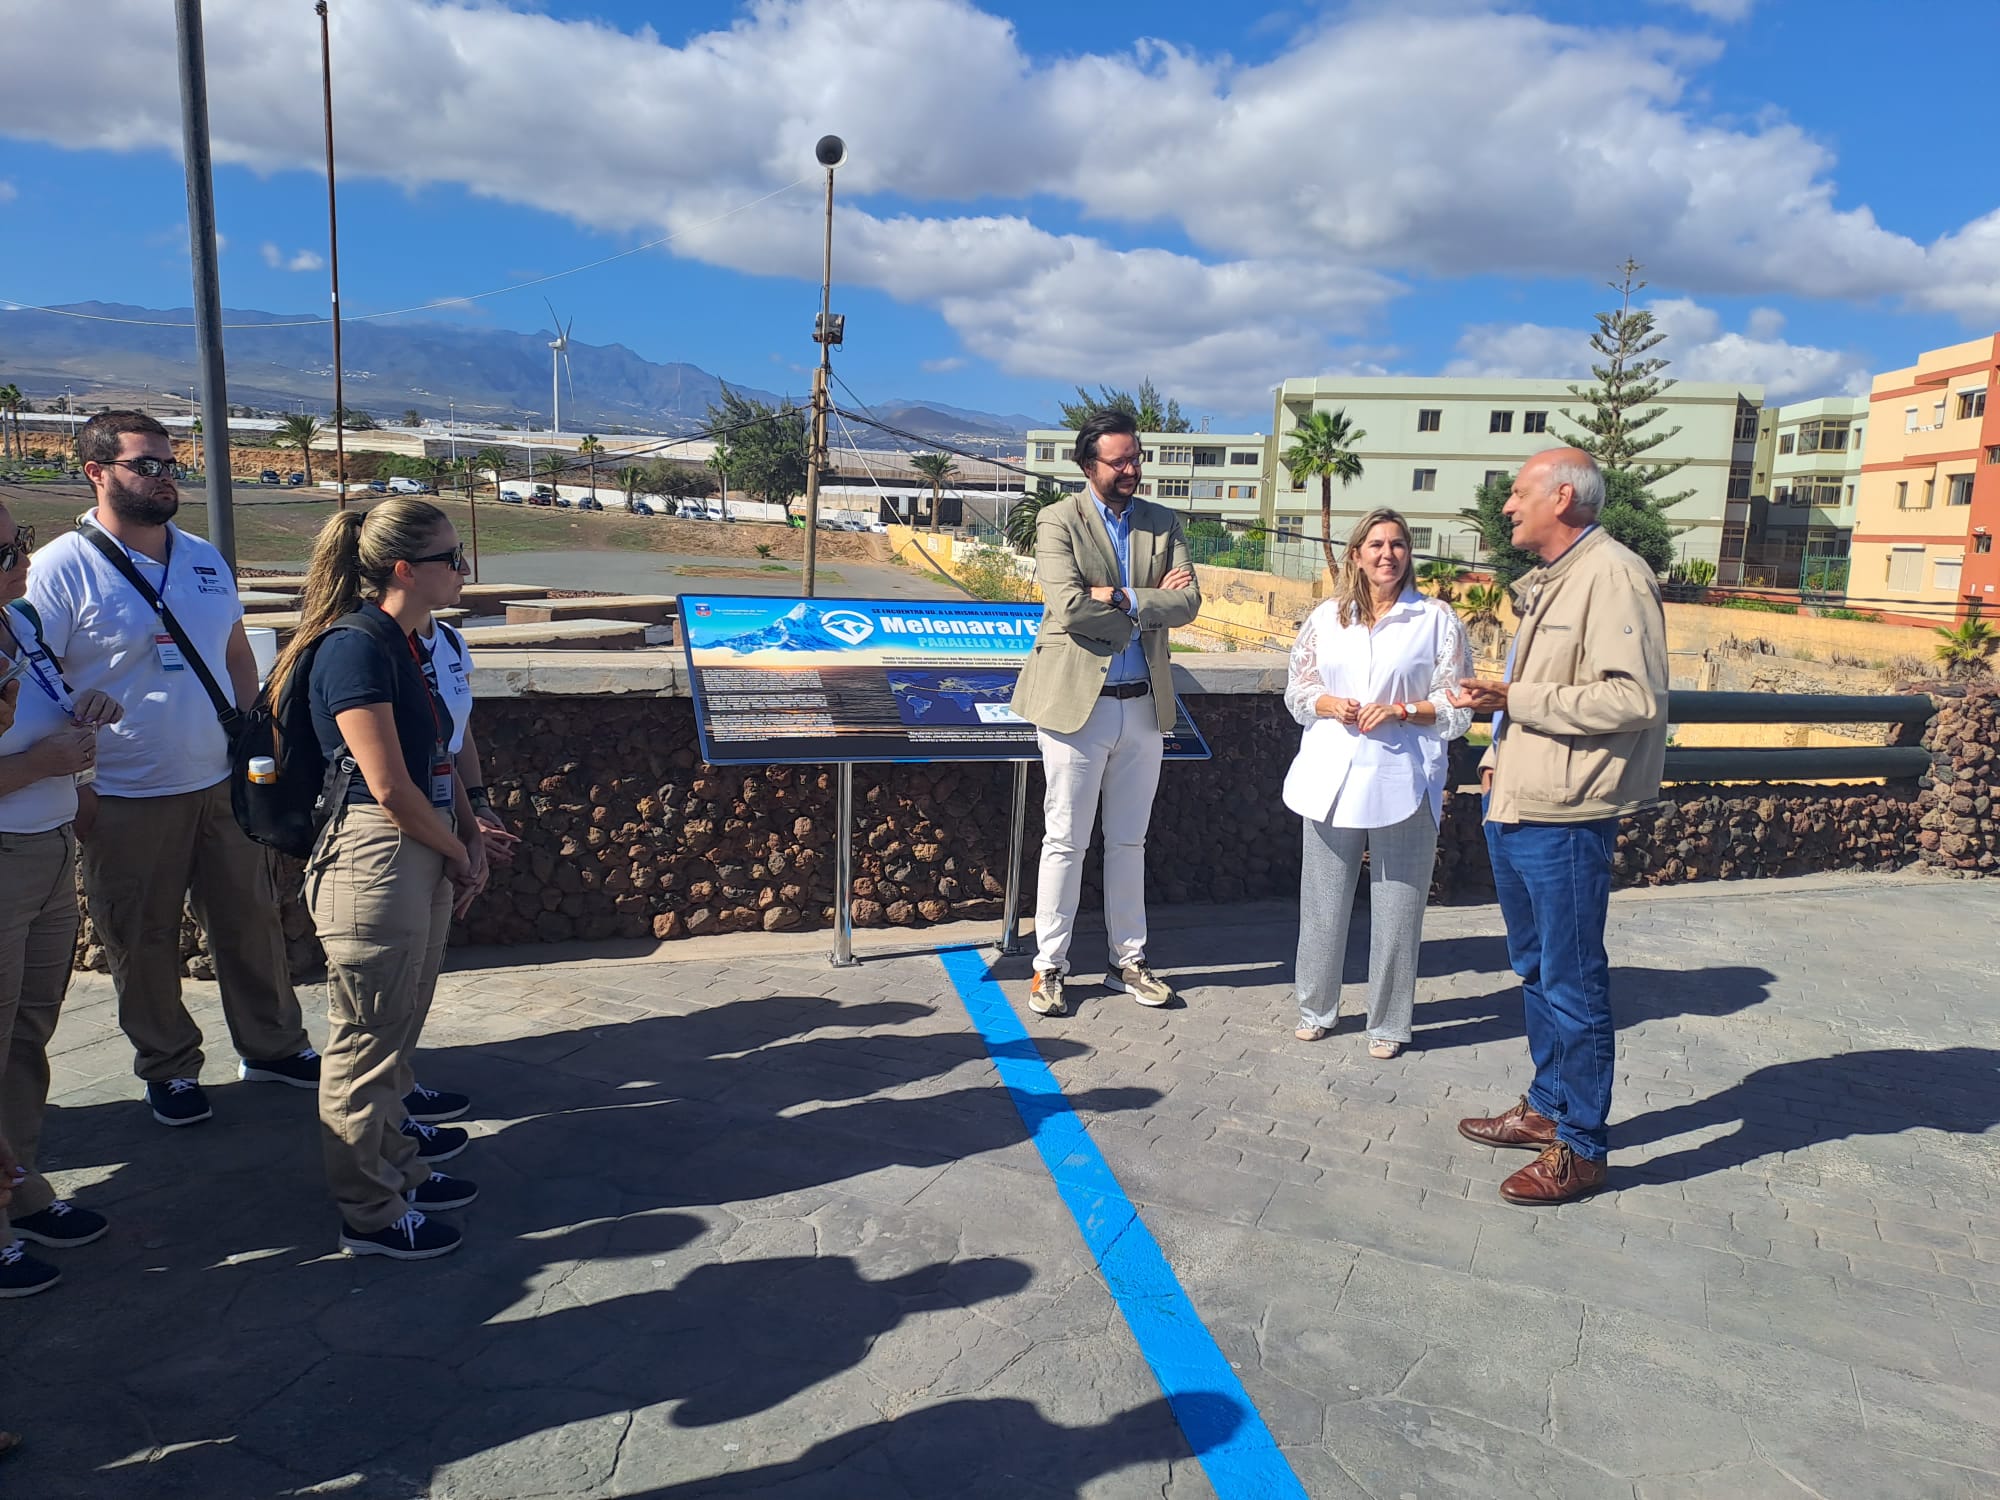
[1557,260,1692,509]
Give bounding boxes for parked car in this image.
[386,476,431,495]
[259,469,280,486]
[629,499,654,517]
[553,495,571,509]
[366,480,389,495]
[499,488,526,504]
[286,471,305,486]
[529,485,556,507]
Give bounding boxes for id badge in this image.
[430,756,454,808]
[155,634,188,671]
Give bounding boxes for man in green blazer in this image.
[1009,411,1201,1018]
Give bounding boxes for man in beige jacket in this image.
[1449,447,1668,1205]
[1010,411,1200,1018]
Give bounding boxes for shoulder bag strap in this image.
[79,525,238,729]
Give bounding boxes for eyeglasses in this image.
[1094,455,1144,472]
[98,456,179,479]
[0,526,34,570]
[409,544,468,570]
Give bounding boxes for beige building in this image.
[1023,429,1269,527]
[1269,376,1763,567]
[1849,334,2000,627]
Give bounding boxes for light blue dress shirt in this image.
[1091,489,1148,685]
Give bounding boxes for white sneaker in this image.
[1028,969,1068,1016]
[1113,962,1176,1008]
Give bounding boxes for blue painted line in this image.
[938,947,1311,1500]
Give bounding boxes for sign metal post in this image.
[831,762,860,968]
[998,761,1030,955]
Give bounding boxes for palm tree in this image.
[1417,558,1465,602]
[1934,618,1995,680]
[1006,480,1066,556]
[911,452,958,534]
[451,455,475,498]
[475,446,508,506]
[616,465,645,509]
[1456,581,1508,657]
[415,455,452,493]
[578,434,603,504]
[706,444,733,522]
[1280,408,1367,575]
[275,413,323,487]
[0,384,21,461]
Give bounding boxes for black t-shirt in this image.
[307,606,448,805]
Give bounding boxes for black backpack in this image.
[230,615,375,858]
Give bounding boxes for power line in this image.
[0,178,808,331]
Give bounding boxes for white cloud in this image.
[260,241,324,272]
[1653,0,1757,21]
[921,356,968,373]
[0,180,16,204]
[1446,297,1872,402]
[0,0,1991,390]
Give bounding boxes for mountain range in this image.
[0,302,1046,443]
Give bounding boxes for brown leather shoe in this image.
[1500,1143,1608,1205]
[1456,1096,1557,1151]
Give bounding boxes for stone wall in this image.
[1915,682,2000,876]
[72,668,1997,978]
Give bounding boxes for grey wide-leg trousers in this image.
[1294,803,1439,1042]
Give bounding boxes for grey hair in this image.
[1545,451,1605,515]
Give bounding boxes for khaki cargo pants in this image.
[81,780,309,1081]
[0,827,79,1243]
[306,804,452,1233]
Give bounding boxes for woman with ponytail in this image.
[272,499,486,1260]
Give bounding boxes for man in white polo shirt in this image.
[29,411,315,1127]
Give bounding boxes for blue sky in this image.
[1,0,1996,429]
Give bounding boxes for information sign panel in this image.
[679,594,1210,764]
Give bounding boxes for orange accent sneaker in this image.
[1028,970,1067,1017]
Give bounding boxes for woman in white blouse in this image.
[1282,508,1472,1059]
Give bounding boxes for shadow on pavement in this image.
[7,991,1165,1499]
[1410,963,1777,1050]
[614,1391,1250,1500]
[1618,1045,2000,1182]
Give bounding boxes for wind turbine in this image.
[546,299,576,438]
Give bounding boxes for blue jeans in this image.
[1484,814,1620,1161]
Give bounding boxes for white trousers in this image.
[1033,692,1165,975]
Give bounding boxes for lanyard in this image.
[88,519,173,602]
[1,609,74,715]
[404,630,447,756]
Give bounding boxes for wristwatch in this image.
[1110,587,1130,613]
[1395,703,1411,722]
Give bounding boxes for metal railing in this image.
[1449,691,1934,786]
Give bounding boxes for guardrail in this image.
[1449,690,1936,786]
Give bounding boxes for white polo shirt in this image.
[28,518,245,798]
[0,601,80,833]
[418,618,473,754]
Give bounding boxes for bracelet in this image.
[467,786,491,811]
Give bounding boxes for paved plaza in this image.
[8,871,1999,1499]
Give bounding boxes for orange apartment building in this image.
[1850,334,2000,626]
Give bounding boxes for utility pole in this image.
[316,1,348,508]
[800,135,845,599]
[174,0,236,566]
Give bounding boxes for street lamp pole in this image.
[315,0,349,508]
[800,134,845,600]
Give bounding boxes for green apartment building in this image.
[1729,395,1866,589]
[1269,376,1764,568]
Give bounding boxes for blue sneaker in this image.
[239,1047,321,1089]
[338,1210,461,1261]
[0,1240,60,1297]
[399,1119,468,1162]
[11,1199,108,1248]
[145,1078,213,1127]
[402,1081,470,1124]
[407,1173,478,1211]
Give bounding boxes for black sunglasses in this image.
[0,525,34,570]
[99,456,179,479]
[409,544,467,570]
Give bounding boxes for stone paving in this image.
[7,871,1999,1499]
